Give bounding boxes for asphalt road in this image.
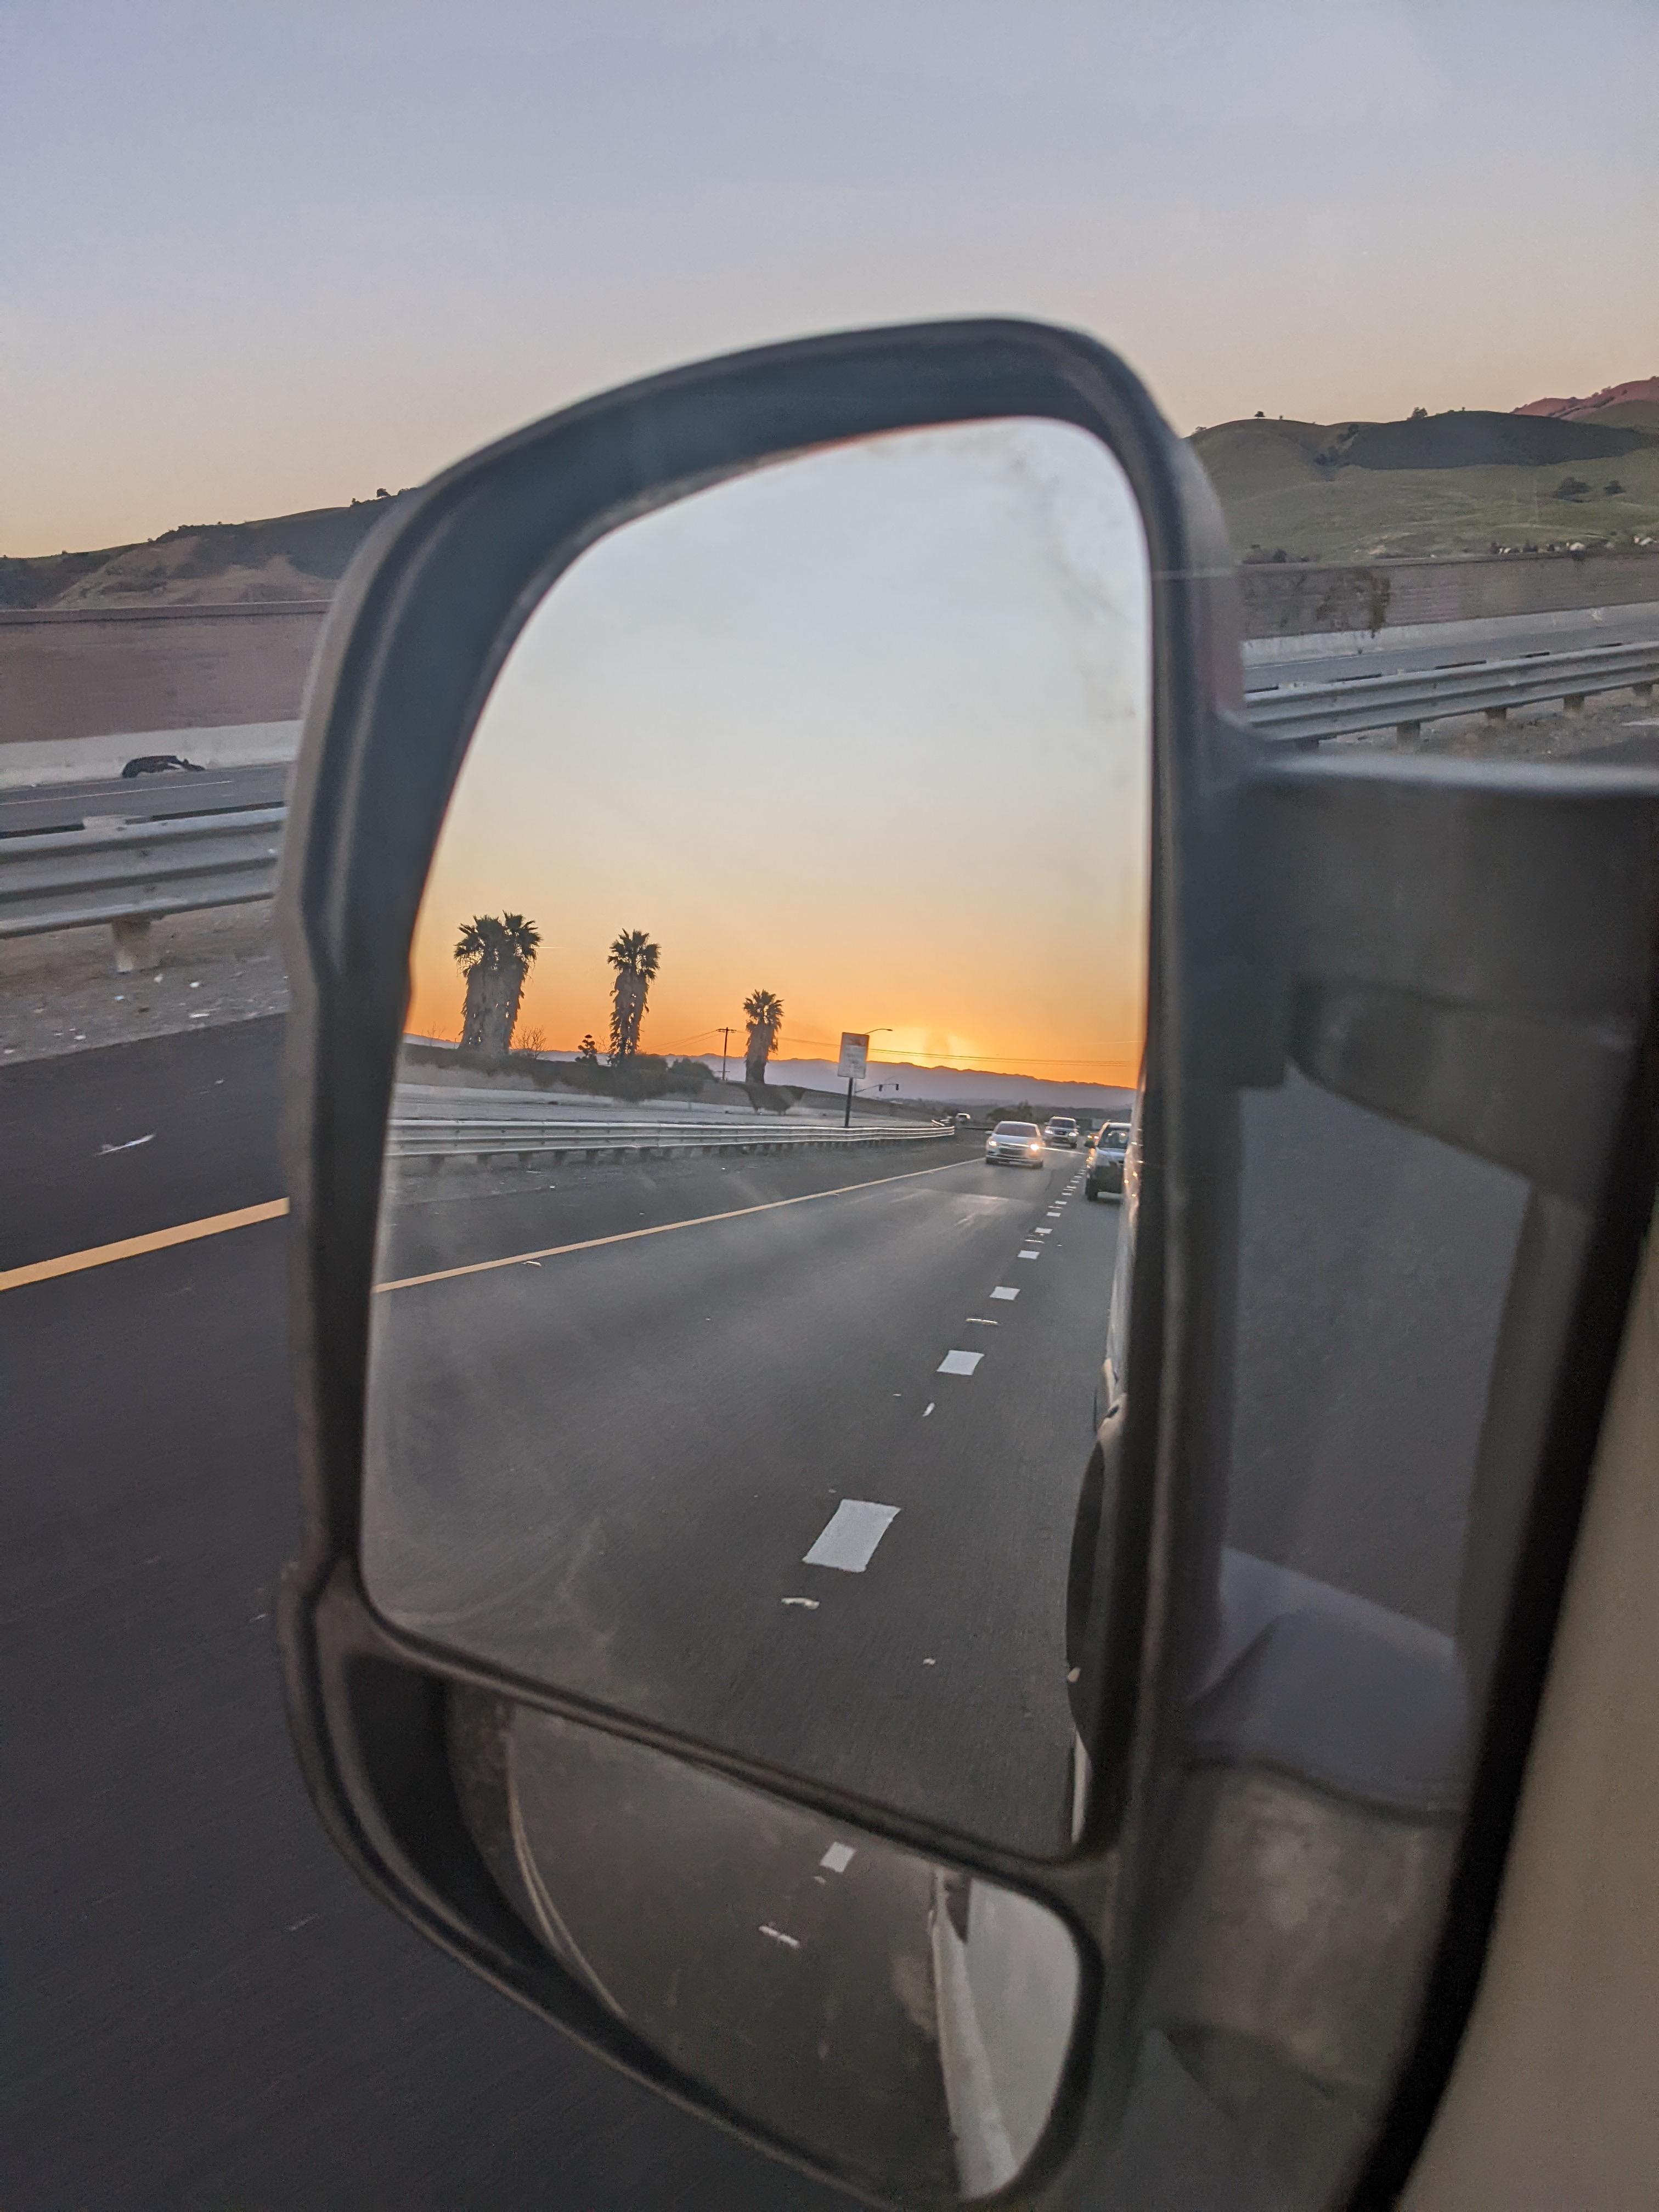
[3,1015,1541,2208]
[0,761,291,837]
[2,1019,855,2212]
[366,1135,1116,1859]
[1242,597,1659,692]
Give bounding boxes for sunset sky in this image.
[8,3,1657,557]
[405,419,1150,1088]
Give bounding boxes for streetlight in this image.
[844,1027,893,1128]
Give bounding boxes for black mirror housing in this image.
[276,318,1659,2209]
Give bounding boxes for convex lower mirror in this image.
[363,418,1151,1858]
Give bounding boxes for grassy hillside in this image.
[9,403,1659,605]
[1193,408,1659,563]
[0,496,404,610]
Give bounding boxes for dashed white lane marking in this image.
[938,1349,983,1376]
[923,1401,935,1417]
[990,1286,1019,1301]
[821,1843,856,1874]
[759,1925,801,1949]
[781,1596,820,1609]
[966,1317,997,1325]
[1033,1227,1052,1237]
[804,1499,900,1571]
[1018,1248,1041,1261]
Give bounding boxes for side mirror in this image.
[278,321,1659,2207]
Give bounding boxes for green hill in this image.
[9,407,1659,605]
[1193,409,1659,563]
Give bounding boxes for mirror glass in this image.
[363,417,1151,1858]
[452,1695,1081,2204]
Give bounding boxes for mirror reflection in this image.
[364,419,1151,1857]
[452,1695,1081,2204]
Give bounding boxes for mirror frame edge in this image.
[272,314,1244,2208]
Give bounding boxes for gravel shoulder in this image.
[0,901,286,1066]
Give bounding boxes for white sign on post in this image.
[836,1032,870,1082]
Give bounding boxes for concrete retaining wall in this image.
[0,601,328,749]
[6,548,1657,754]
[1240,548,1659,639]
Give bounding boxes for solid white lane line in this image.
[820,1843,856,1874]
[938,1349,983,1376]
[803,1499,900,1571]
[990,1286,1019,1300]
[375,1155,968,1294]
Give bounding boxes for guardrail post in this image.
[1482,706,1508,725]
[1636,681,1655,701]
[112,916,156,973]
[1564,693,1585,714]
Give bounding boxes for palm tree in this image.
[493,912,541,1055]
[742,988,784,1088]
[455,911,541,1058]
[455,915,504,1050]
[607,928,660,1060]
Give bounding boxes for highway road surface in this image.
[1,1020,857,2211]
[366,1133,1116,1858]
[1242,597,1659,692]
[4,1013,1540,2207]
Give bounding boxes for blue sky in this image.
[6,1,1657,553]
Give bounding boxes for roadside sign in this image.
[836,1032,870,1081]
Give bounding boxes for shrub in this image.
[1553,476,1591,500]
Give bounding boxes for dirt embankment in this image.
[0,496,407,612]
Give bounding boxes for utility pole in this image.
[718,1025,732,1085]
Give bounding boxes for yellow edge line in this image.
[376,1154,964,1294]
[0,1198,290,1293]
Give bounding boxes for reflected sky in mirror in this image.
[408,419,1148,1089]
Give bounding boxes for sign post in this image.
[836,1032,870,1129]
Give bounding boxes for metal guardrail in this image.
[3,639,1656,957]
[1248,639,1659,745]
[386,1115,953,1165]
[0,805,282,941]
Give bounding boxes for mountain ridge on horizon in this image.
[8,377,1658,597]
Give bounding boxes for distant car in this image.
[1043,1115,1080,1149]
[1085,1122,1130,1199]
[985,1119,1045,1168]
[953,1111,973,1129]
